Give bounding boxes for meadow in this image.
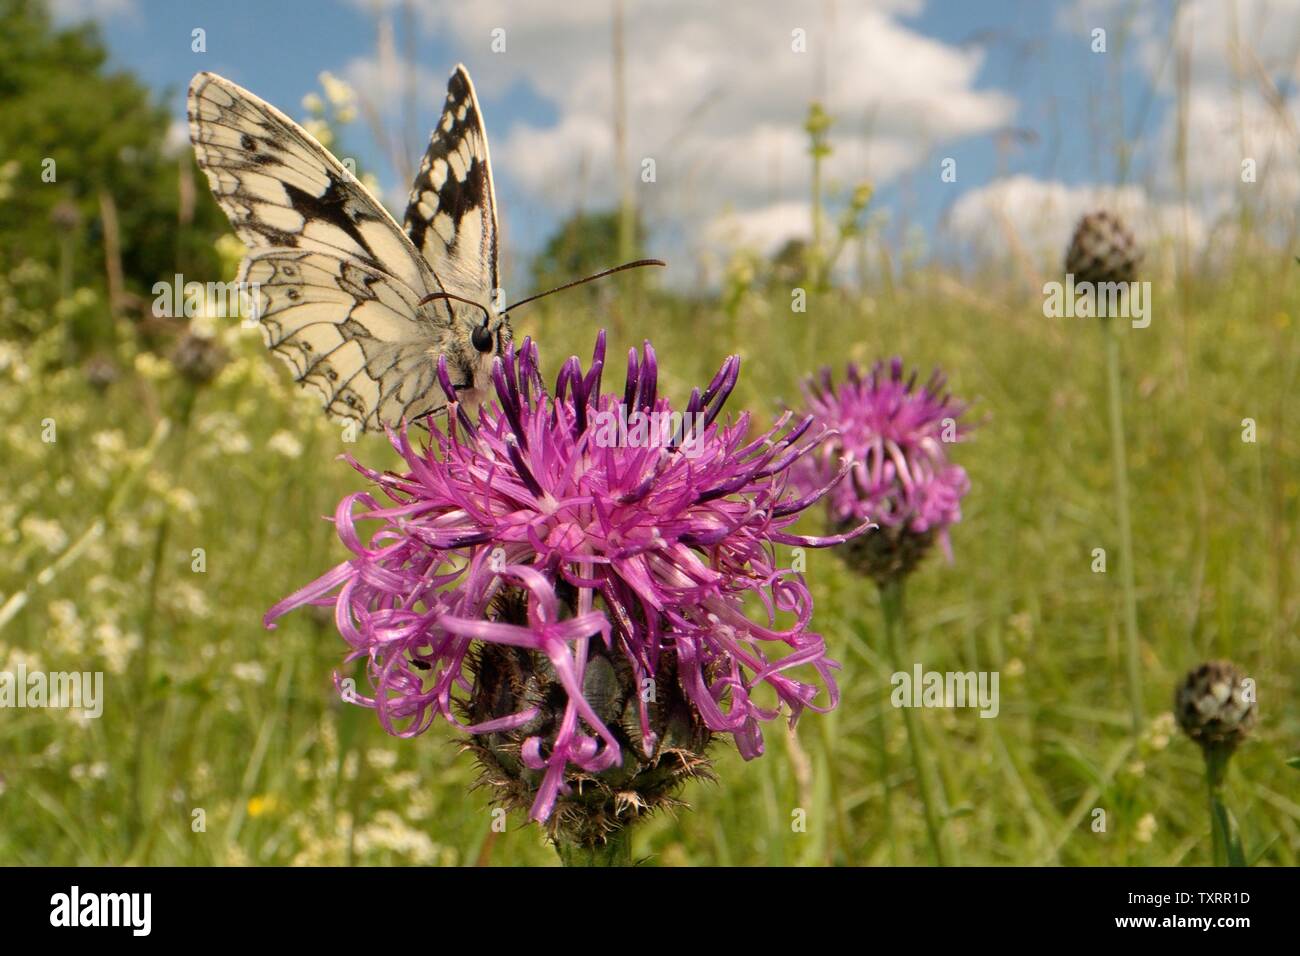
[2,227,1296,866]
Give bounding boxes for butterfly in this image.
[189,64,661,431]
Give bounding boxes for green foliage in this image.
[530,208,646,296]
[3,247,1297,866]
[0,0,225,308]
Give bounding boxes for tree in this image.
[0,0,226,310]
[529,208,646,297]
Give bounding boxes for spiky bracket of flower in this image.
[267,332,864,848]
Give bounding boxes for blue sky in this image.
[57,0,1297,286]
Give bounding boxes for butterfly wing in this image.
[404,65,500,301]
[239,249,455,429]
[188,71,470,429]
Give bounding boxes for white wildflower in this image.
[20,515,67,553]
[353,810,441,865]
[92,429,127,456]
[318,71,355,109]
[267,430,303,459]
[231,661,266,685]
[1135,812,1157,844]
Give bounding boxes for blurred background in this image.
[0,0,1296,865]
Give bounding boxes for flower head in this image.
[795,358,971,584]
[1175,660,1257,753]
[1064,209,1142,288]
[267,333,859,843]
[169,331,228,386]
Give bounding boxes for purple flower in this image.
[267,333,860,830]
[795,359,971,583]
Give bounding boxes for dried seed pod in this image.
[1065,210,1142,287]
[1175,660,1256,753]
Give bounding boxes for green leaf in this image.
[1285,756,1300,771]
[1211,798,1248,867]
[1247,833,1279,866]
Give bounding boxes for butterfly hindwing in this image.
[240,249,456,429]
[404,65,500,301]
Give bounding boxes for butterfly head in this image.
[419,290,512,409]
[466,309,513,394]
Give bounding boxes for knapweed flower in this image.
[1065,209,1142,288]
[1176,660,1257,754]
[266,333,861,846]
[794,359,971,585]
[169,331,228,386]
[1176,659,1255,867]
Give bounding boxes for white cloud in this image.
[340,55,442,109]
[345,0,1014,258]
[1063,0,1300,227]
[1174,86,1300,218]
[946,175,1205,274]
[705,200,813,256]
[48,0,136,23]
[948,1,1296,279]
[163,118,189,156]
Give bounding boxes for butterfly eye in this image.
[471,322,493,353]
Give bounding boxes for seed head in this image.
[168,331,227,386]
[1064,209,1142,287]
[1175,660,1256,753]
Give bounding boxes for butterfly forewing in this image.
[403,66,500,302]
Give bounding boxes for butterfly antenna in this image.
[417,290,493,324]
[503,258,665,315]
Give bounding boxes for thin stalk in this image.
[811,153,823,284]
[555,828,633,866]
[854,608,898,864]
[1203,746,1245,867]
[814,707,851,863]
[874,667,899,864]
[879,578,951,866]
[805,102,831,291]
[127,386,197,854]
[1105,321,1143,735]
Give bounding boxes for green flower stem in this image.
[128,385,198,854]
[856,607,898,864]
[875,666,899,864]
[813,712,851,863]
[1105,321,1143,736]
[1203,746,1245,867]
[555,828,634,867]
[880,578,952,866]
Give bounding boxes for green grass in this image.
[1,253,1297,866]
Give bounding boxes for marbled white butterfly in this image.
[188,64,659,430]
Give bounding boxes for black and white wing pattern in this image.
[403,65,500,303]
[188,70,503,430]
